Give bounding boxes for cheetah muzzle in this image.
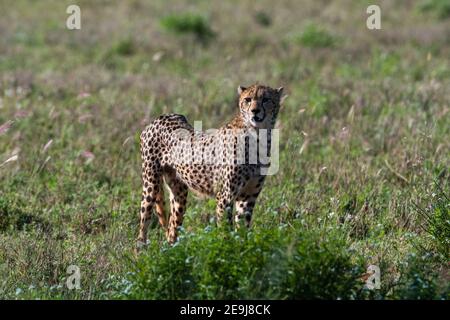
[137,84,284,247]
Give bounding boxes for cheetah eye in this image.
[244,97,252,104]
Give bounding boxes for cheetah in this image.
[137,84,284,246]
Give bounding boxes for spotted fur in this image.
[137,84,284,246]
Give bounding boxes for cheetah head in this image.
[238,84,284,129]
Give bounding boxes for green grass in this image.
[414,183,450,263]
[116,225,366,300]
[0,0,449,299]
[419,0,450,19]
[295,24,336,48]
[160,13,215,43]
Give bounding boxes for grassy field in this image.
[0,0,449,299]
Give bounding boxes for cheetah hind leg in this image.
[155,187,167,229]
[165,173,188,244]
[137,173,166,250]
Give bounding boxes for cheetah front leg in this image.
[235,177,265,228]
[216,192,235,226]
[235,197,257,228]
[215,172,243,226]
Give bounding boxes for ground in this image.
[0,0,449,299]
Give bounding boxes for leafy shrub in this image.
[296,24,335,48]
[112,38,136,56]
[116,223,365,299]
[100,38,135,70]
[415,183,450,262]
[419,0,450,19]
[390,253,448,299]
[0,197,50,232]
[307,83,332,117]
[254,11,272,27]
[160,14,215,42]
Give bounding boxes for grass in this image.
[115,225,366,300]
[160,13,215,43]
[414,182,450,263]
[295,24,336,49]
[0,0,449,299]
[419,0,450,19]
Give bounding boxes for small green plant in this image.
[112,38,135,56]
[419,0,450,19]
[160,14,215,42]
[100,38,135,70]
[0,197,50,232]
[391,253,448,299]
[254,11,272,27]
[297,24,335,48]
[307,83,331,117]
[415,183,450,262]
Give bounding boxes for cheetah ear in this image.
[237,85,247,95]
[276,87,284,95]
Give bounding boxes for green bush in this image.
[254,11,272,27]
[100,38,136,70]
[296,24,335,48]
[112,38,136,56]
[415,183,450,262]
[419,0,450,19]
[391,253,449,299]
[116,224,365,299]
[0,197,50,233]
[160,14,215,42]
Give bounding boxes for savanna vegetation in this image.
[0,0,449,299]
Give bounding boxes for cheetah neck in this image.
[224,113,246,129]
[223,112,272,132]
